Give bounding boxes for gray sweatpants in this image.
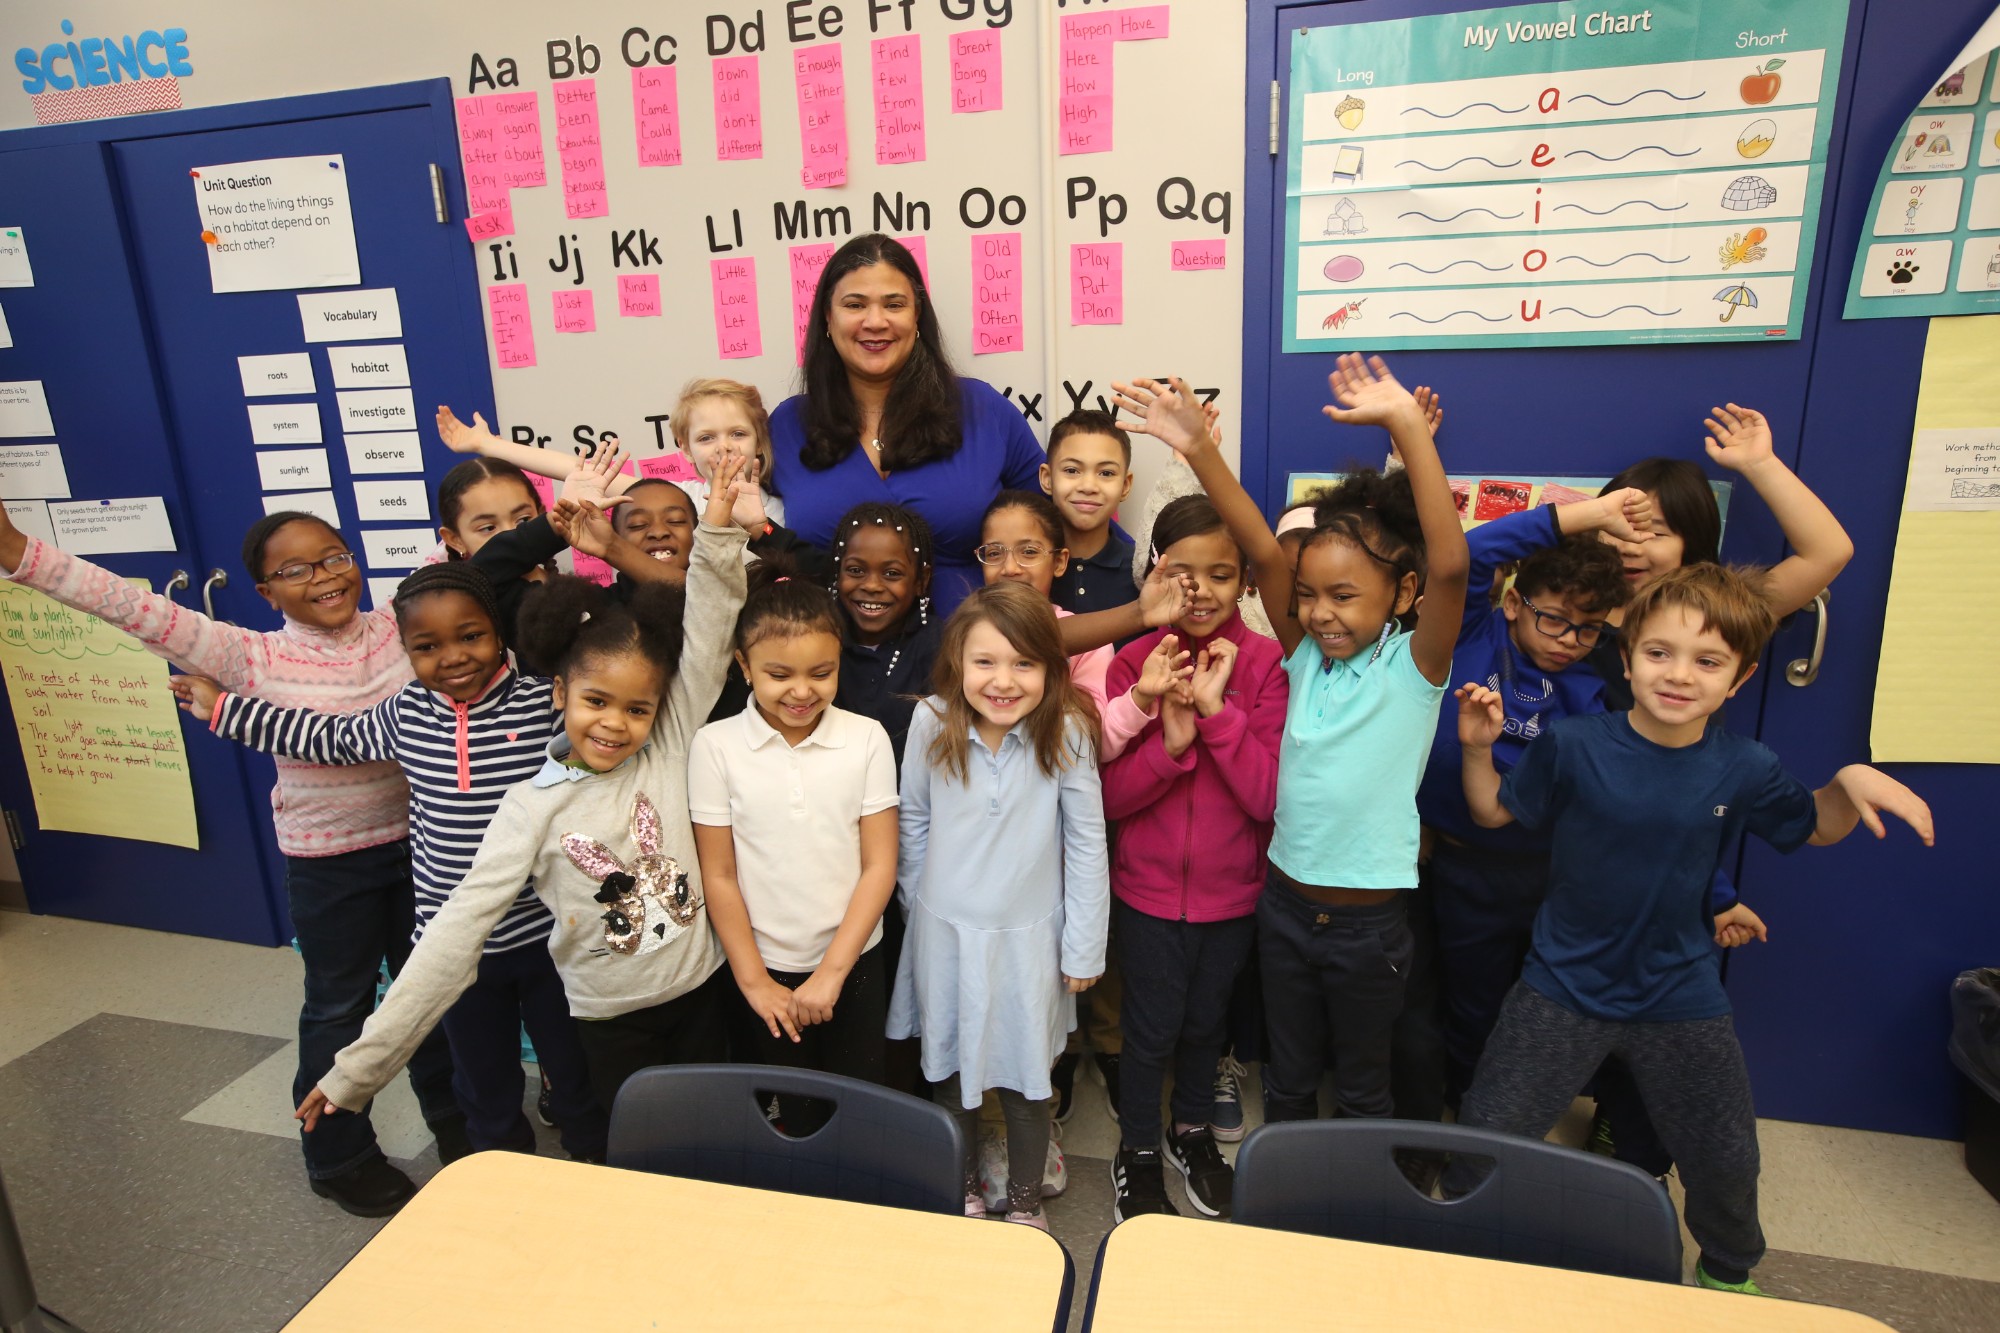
[1457,982,1764,1274]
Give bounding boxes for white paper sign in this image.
[0,227,31,288]
[337,388,418,433]
[49,497,176,555]
[359,528,434,570]
[0,301,12,349]
[1906,427,2000,510]
[238,353,317,397]
[345,431,424,474]
[247,402,323,446]
[299,289,401,342]
[265,490,342,529]
[257,448,332,492]
[328,344,410,389]
[352,479,431,522]
[4,499,55,546]
[368,576,403,611]
[0,443,71,499]
[0,381,54,438]
[194,155,361,294]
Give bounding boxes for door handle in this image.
[163,570,190,601]
[201,568,231,624]
[1784,589,1829,688]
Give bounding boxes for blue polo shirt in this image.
[1270,630,1445,890]
[1050,527,1138,616]
[1504,712,1817,1022]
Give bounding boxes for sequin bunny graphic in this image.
[562,792,700,956]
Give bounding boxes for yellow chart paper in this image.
[1871,315,2000,763]
[0,579,199,847]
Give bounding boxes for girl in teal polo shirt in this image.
[1113,358,1468,1121]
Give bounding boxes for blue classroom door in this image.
[0,142,285,945]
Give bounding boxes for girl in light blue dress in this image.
[889,581,1109,1229]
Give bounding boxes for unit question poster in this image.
[1284,0,1849,351]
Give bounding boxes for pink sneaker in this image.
[1004,1209,1050,1231]
[964,1191,987,1218]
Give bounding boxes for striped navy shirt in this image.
[212,666,558,953]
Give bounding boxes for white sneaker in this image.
[1005,1209,1051,1231]
[977,1130,1009,1212]
[963,1190,986,1218]
[1042,1136,1068,1198]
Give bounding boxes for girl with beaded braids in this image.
[169,561,609,1164]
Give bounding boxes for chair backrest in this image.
[607,1064,967,1215]
[1233,1119,1683,1283]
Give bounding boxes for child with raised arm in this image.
[1113,359,1468,1125]
[1454,562,1932,1296]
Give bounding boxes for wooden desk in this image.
[1085,1215,1893,1332]
[286,1153,1068,1331]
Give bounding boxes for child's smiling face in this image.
[1294,535,1414,661]
[739,629,841,741]
[681,396,759,483]
[1621,604,1753,737]
[1039,432,1132,535]
[837,524,926,645]
[441,475,540,559]
[556,651,667,771]
[1502,583,1611,674]
[615,481,696,582]
[979,505,1067,599]
[256,519,362,630]
[1155,529,1244,640]
[399,590,505,702]
[960,619,1046,741]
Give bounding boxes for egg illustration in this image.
[1322,254,1366,283]
[1737,118,1777,159]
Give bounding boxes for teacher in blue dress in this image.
[769,233,1045,616]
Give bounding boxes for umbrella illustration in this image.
[1713,283,1758,322]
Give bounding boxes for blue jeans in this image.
[440,940,607,1160]
[286,840,459,1178]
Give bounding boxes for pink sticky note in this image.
[872,35,925,165]
[710,256,763,360]
[895,234,930,289]
[455,95,508,214]
[1058,35,1115,156]
[1113,5,1171,40]
[639,453,704,484]
[949,30,1002,113]
[553,78,609,219]
[552,289,596,333]
[789,243,836,364]
[1171,238,1227,271]
[492,91,546,189]
[464,207,514,242]
[526,472,556,510]
[1070,242,1123,325]
[971,231,1024,355]
[794,43,848,189]
[632,64,684,167]
[487,283,537,369]
[570,551,616,586]
[1061,14,1120,43]
[713,55,764,160]
[618,274,662,318]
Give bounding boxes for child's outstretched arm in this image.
[170,679,399,766]
[1058,562,1191,655]
[662,456,752,750]
[1808,764,1934,847]
[437,406,640,497]
[1702,404,1853,617]
[1456,683,1514,828]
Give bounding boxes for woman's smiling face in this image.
[827,262,918,386]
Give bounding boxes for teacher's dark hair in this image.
[799,234,960,473]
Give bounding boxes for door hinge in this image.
[429,163,450,224]
[1269,80,1280,156]
[3,809,22,851]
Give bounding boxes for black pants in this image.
[1427,839,1551,1106]
[574,967,731,1116]
[730,944,889,1133]
[1114,901,1256,1149]
[439,941,607,1160]
[1256,868,1411,1122]
[1390,884,1446,1122]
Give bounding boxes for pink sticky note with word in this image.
[949,30,1002,113]
[553,79,609,218]
[455,95,507,214]
[618,274,662,318]
[971,231,1024,355]
[632,65,684,166]
[896,234,930,289]
[789,243,836,364]
[713,55,763,160]
[1070,243,1123,325]
[1114,5,1171,40]
[793,43,848,189]
[465,207,514,242]
[552,289,596,333]
[492,91,546,189]
[710,256,763,359]
[872,35,925,165]
[1058,30,1115,156]
[1171,239,1227,271]
[526,472,556,510]
[570,551,616,586]
[639,453,703,484]
[487,283,537,369]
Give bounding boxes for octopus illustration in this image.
[1718,227,1769,268]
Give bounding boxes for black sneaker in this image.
[1164,1125,1233,1218]
[430,1113,474,1165]
[1051,1052,1079,1123]
[310,1156,417,1218]
[1111,1145,1179,1223]
[1092,1051,1122,1124]
[536,1070,555,1128]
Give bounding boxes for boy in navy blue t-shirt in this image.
[1453,562,1933,1296]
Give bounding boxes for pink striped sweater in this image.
[7,537,412,857]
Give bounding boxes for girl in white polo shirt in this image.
[690,560,902,1112]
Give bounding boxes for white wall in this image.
[1,2,1247,506]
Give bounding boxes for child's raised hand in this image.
[1189,638,1238,717]
[1137,562,1192,629]
[1595,487,1655,545]
[1133,634,1191,712]
[436,405,501,456]
[1832,764,1935,846]
[1455,683,1505,749]
[166,674,223,719]
[1702,403,1776,474]
[550,497,621,559]
[791,968,842,1028]
[1323,353,1423,430]
[295,1086,345,1132]
[1160,684,1198,757]
[1414,384,1445,439]
[744,975,801,1042]
[561,435,626,507]
[1064,973,1101,994]
[1109,376,1212,458]
[729,458,768,532]
[1713,902,1768,948]
[705,454,748,529]
[1202,401,1225,450]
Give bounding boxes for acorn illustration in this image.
[1336,95,1365,131]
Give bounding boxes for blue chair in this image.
[607,1064,967,1216]
[1232,1119,1683,1283]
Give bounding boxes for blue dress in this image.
[768,378,1046,616]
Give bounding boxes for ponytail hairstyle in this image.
[392,562,506,642]
[1143,494,1240,578]
[243,511,342,583]
[735,551,843,655]
[1302,465,1427,628]
[515,574,686,688]
[925,581,1097,783]
[981,489,1066,551]
[1600,458,1720,567]
[438,457,545,561]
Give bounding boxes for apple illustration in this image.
[1741,58,1785,105]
